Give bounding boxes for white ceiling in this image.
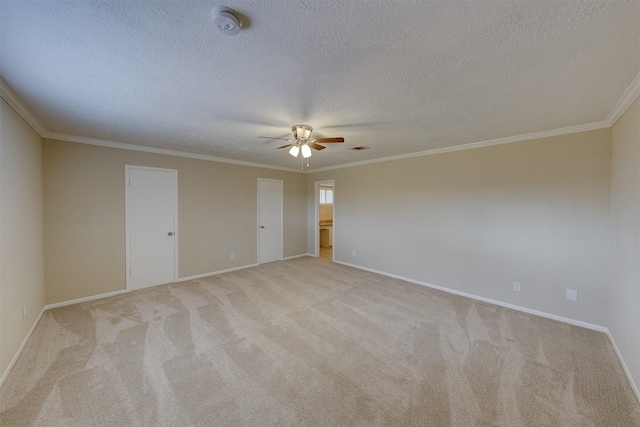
[1,1,639,171]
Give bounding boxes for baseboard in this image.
[333,260,640,401]
[45,263,267,308]
[177,263,259,282]
[283,253,314,260]
[178,256,319,281]
[333,260,608,333]
[0,306,46,389]
[45,289,128,310]
[178,257,317,281]
[605,330,640,404]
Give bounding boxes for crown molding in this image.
[605,70,640,127]
[0,77,46,136]
[3,69,638,174]
[44,132,302,173]
[0,75,300,172]
[306,120,610,173]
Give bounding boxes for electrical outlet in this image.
[512,282,521,292]
[566,289,578,301]
[230,253,235,260]
[352,250,356,256]
[23,305,27,320]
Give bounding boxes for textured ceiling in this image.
[1,0,639,171]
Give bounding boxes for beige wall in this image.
[307,129,612,326]
[43,139,307,304]
[609,97,640,389]
[0,99,45,380]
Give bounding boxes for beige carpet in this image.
[2,257,639,426]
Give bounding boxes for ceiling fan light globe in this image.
[289,145,300,157]
[301,144,312,158]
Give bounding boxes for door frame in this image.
[125,165,179,291]
[314,179,335,259]
[257,178,283,264]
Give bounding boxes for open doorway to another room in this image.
[315,180,335,260]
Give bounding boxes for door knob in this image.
[260,225,265,229]
[168,232,174,236]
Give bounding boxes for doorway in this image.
[125,165,178,291]
[258,179,283,264]
[315,180,335,260]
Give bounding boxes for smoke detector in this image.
[212,7,242,36]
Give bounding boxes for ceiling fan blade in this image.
[277,144,293,149]
[259,136,292,141]
[316,137,344,143]
[309,142,326,150]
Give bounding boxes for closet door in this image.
[126,166,178,290]
[258,179,283,264]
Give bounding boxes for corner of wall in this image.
[0,97,46,388]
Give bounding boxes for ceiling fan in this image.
[259,125,344,160]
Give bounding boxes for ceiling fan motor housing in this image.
[292,124,313,141]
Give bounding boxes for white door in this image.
[258,179,283,264]
[126,166,178,291]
